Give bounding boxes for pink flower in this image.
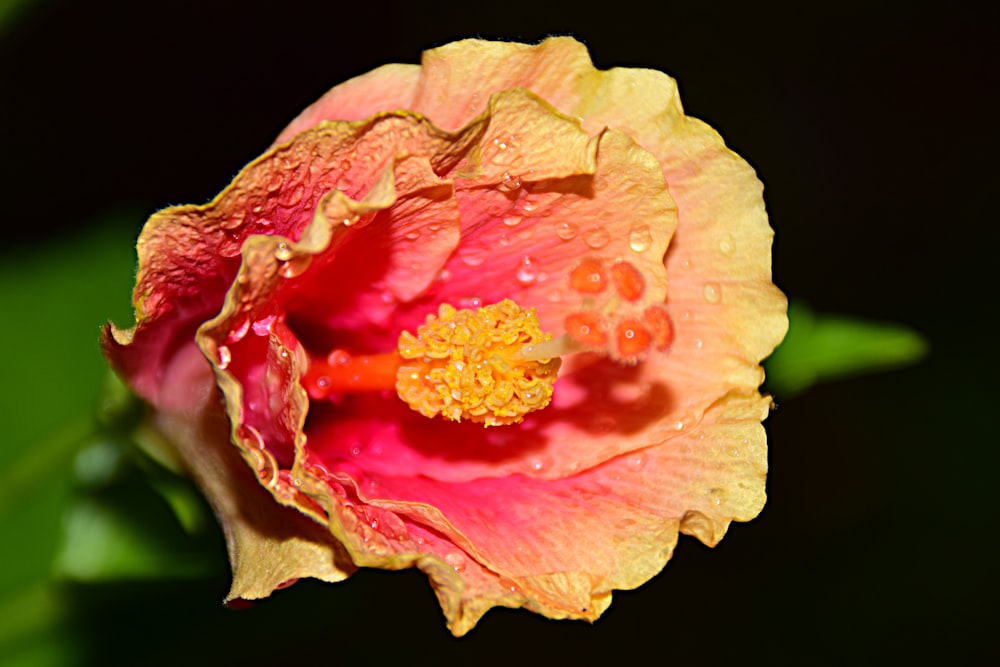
[103,37,787,635]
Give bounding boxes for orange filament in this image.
[303,349,402,398]
[569,257,608,294]
[610,260,645,301]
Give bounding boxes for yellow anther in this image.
[395,299,561,426]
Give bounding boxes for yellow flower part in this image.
[396,299,561,426]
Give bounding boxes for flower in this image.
[103,37,787,635]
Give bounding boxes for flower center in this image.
[303,299,562,427]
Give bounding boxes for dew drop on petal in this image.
[556,222,578,241]
[515,256,538,285]
[252,315,277,336]
[275,241,294,261]
[221,212,245,230]
[266,173,284,192]
[521,199,537,213]
[719,233,735,255]
[498,233,511,247]
[703,282,722,303]
[456,296,483,309]
[457,244,490,267]
[404,230,420,241]
[583,226,610,249]
[444,551,465,572]
[279,184,305,208]
[218,345,232,369]
[627,453,646,471]
[503,215,522,227]
[628,223,652,253]
[501,172,521,190]
[227,316,250,343]
[673,420,685,430]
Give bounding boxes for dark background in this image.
[1,1,996,664]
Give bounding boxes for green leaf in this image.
[0,214,141,664]
[764,300,929,397]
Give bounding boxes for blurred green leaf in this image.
[0,214,139,663]
[765,300,929,397]
[0,214,137,586]
[52,473,218,582]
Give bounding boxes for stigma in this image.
[396,299,561,426]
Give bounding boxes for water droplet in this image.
[501,172,521,190]
[404,230,420,241]
[275,241,294,261]
[521,199,537,212]
[279,184,305,207]
[218,345,232,369]
[227,317,250,343]
[673,420,684,430]
[498,233,511,247]
[428,223,442,232]
[515,256,538,285]
[703,282,721,303]
[456,296,483,309]
[628,223,652,252]
[556,222,578,241]
[221,212,245,230]
[266,173,284,192]
[627,453,646,471]
[252,315,277,336]
[218,233,242,258]
[502,215,522,227]
[444,551,465,572]
[694,339,704,350]
[370,518,379,530]
[718,233,734,255]
[583,226,610,249]
[530,459,545,471]
[279,256,310,278]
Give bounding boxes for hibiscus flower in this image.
[103,37,787,635]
